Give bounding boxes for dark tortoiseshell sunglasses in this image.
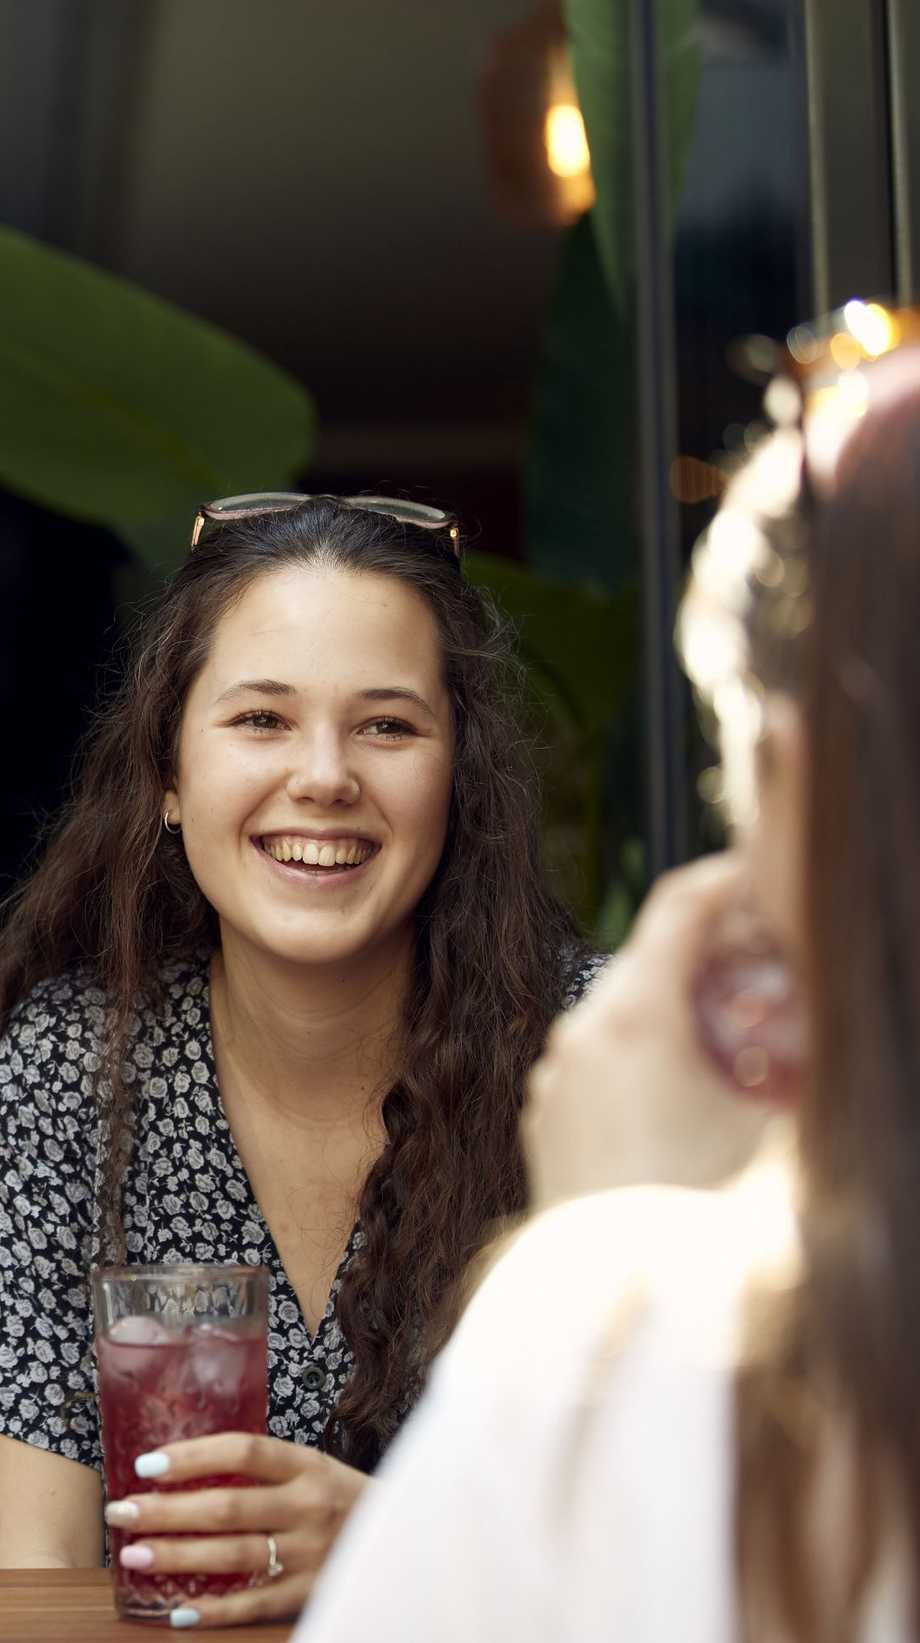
[190,491,461,558]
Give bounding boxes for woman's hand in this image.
[523,854,782,1212]
[104,1432,370,1628]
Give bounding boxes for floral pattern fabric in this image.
[0,958,359,1474]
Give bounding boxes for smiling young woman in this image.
[0,497,600,1625]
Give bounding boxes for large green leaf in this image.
[526,4,701,590]
[563,0,701,308]
[466,551,638,924]
[0,226,315,569]
[521,2,702,924]
[465,549,636,737]
[526,214,635,592]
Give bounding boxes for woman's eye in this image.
[233,710,284,732]
[361,718,416,739]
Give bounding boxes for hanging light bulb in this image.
[481,3,596,226]
[545,101,591,179]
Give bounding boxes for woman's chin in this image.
[221,913,411,974]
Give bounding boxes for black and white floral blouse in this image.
[0,951,605,1475]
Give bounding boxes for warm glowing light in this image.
[705,508,764,584]
[843,299,899,359]
[804,373,870,485]
[545,102,591,179]
[829,330,863,371]
[764,376,802,429]
[787,324,821,366]
[840,371,871,413]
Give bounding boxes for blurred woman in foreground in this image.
[292,309,920,1642]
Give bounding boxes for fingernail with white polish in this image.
[170,1610,201,1631]
[120,1544,155,1570]
[135,1450,171,1479]
[105,1500,141,1527]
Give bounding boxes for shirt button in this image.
[302,1366,325,1392]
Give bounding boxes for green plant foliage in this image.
[466,549,634,737]
[521,0,702,932]
[466,549,637,926]
[0,226,315,571]
[563,0,701,308]
[526,215,635,593]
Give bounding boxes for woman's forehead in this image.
[196,566,447,698]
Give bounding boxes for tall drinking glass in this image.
[92,1262,269,1624]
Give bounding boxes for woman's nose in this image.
[285,730,360,806]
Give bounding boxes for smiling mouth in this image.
[256,835,378,874]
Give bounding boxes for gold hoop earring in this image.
[162,810,181,835]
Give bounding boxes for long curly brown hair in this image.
[0,498,591,1469]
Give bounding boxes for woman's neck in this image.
[209,931,412,1132]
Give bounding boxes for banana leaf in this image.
[0,226,315,572]
[526,213,635,592]
[466,549,637,922]
[522,0,702,926]
[465,548,635,737]
[564,0,701,309]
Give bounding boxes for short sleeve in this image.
[0,975,104,1470]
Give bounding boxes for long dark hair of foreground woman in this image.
[685,379,920,1637]
[0,499,590,1469]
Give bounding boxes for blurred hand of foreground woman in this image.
[523,854,780,1211]
[105,1434,369,1628]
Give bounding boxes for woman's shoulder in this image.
[1,967,109,1064]
[1,950,211,1070]
[447,1146,799,1403]
[0,969,109,1174]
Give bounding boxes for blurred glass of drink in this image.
[692,936,809,1107]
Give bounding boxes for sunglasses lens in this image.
[347,495,449,529]
[205,492,307,517]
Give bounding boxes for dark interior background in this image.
[2,0,562,544]
[1,0,569,896]
[2,0,905,920]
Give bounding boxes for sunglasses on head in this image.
[190,492,462,558]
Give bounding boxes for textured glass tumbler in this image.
[92,1263,269,1624]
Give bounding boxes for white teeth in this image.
[262,836,374,868]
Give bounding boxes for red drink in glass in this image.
[693,948,808,1106]
[93,1264,268,1623]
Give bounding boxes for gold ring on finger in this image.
[265,1533,284,1580]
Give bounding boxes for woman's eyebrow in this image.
[212,681,436,716]
[214,678,295,704]
[360,687,436,717]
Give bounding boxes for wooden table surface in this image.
[0,1570,296,1641]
